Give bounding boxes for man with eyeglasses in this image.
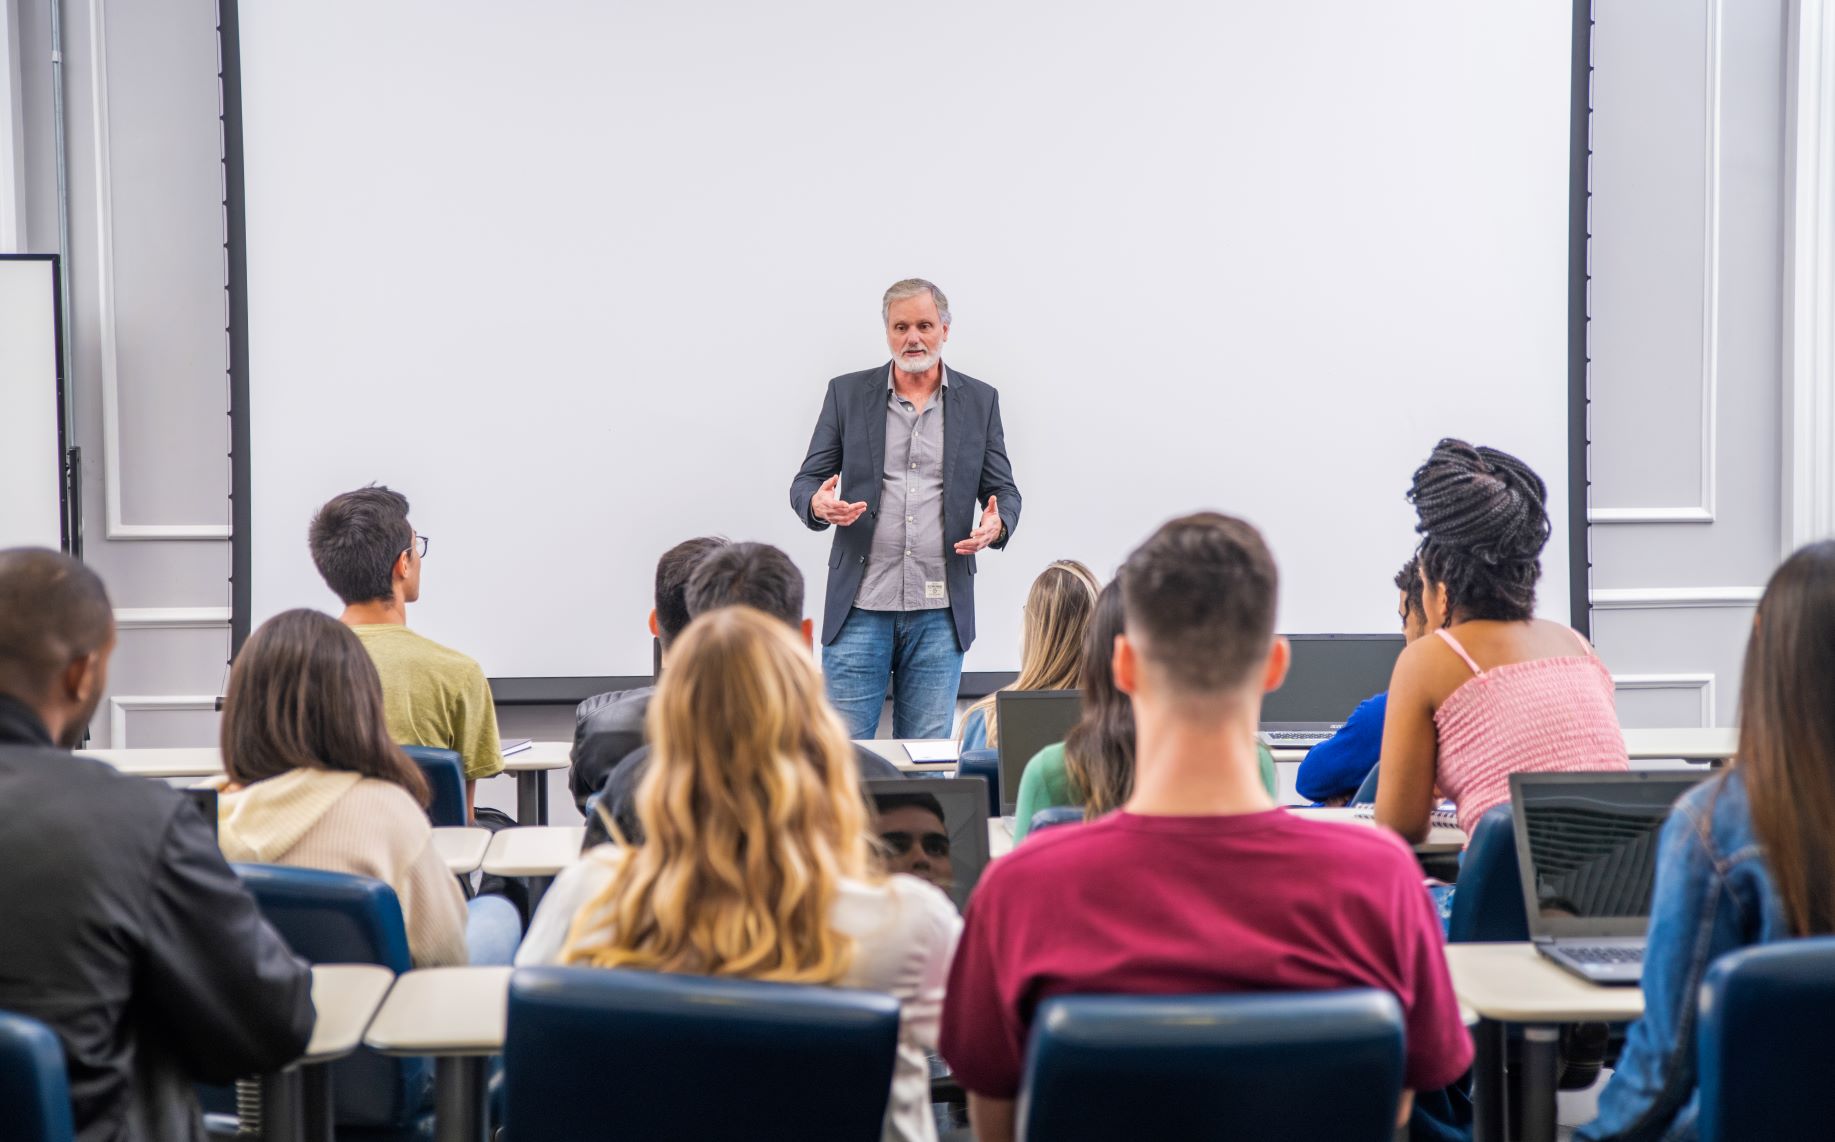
[309,484,504,819]
[872,790,955,894]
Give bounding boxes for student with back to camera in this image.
[214,608,523,966]
[955,560,1100,752]
[1011,581,1278,841]
[1581,541,1835,1140]
[519,606,961,1142]
[1293,555,1429,805]
[1375,439,1627,846]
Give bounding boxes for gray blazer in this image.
[789,363,1021,651]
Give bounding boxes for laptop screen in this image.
[864,778,990,914]
[1509,771,1706,939]
[994,690,1081,817]
[1259,634,1405,726]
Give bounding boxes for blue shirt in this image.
[1579,769,1787,1141]
[1294,691,1387,804]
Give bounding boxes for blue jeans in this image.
[465,894,524,965]
[824,607,964,739]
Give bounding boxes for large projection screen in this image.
[236,1,1575,683]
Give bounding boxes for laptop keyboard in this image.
[1563,945,1645,965]
[1264,731,1332,742]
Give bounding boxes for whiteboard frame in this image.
[217,0,1598,701]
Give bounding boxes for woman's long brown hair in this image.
[1063,582,1135,818]
[1740,540,1835,936]
[220,608,429,805]
[959,559,1100,748]
[561,606,875,982]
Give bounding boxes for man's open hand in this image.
[812,474,869,527]
[955,495,1003,554]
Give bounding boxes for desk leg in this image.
[299,1065,334,1142]
[1472,1019,1504,1142]
[434,1055,488,1142]
[257,1070,304,1142]
[515,771,544,826]
[1520,1025,1560,1142]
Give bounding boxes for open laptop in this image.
[1509,770,1706,985]
[864,777,990,913]
[994,690,1081,818]
[1258,634,1405,748]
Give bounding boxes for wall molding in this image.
[1591,586,1763,610]
[87,0,230,542]
[0,0,25,253]
[106,694,218,748]
[113,606,232,630]
[1612,672,1716,727]
[1590,0,1722,526]
[1784,0,1835,550]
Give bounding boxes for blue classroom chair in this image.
[0,1011,75,1142]
[957,749,1000,819]
[1018,990,1405,1141]
[1697,936,1835,1142]
[400,746,467,828]
[1445,804,1529,944]
[228,864,435,1140]
[504,966,900,1141]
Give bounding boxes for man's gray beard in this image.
[895,351,940,374]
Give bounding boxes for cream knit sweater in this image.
[213,768,469,967]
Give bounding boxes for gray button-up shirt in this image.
[854,365,950,612]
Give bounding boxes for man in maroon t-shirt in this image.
[939,513,1473,1139]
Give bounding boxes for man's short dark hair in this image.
[873,790,948,827]
[685,542,804,628]
[1395,554,1425,624]
[1118,513,1278,695]
[308,485,412,605]
[654,537,727,649]
[0,548,115,700]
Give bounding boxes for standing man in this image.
[790,279,1021,740]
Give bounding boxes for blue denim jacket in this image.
[1578,769,1787,1141]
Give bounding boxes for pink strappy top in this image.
[1432,627,1628,838]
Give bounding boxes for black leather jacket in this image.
[0,696,314,1141]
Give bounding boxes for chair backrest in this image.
[1698,937,1835,1142]
[957,749,1000,819]
[1019,990,1405,1142]
[0,1012,74,1142]
[1351,763,1381,805]
[232,864,425,1129]
[400,745,468,827]
[505,967,901,1141]
[1446,804,1529,943]
[1028,806,1084,836]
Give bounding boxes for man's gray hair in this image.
[882,278,951,326]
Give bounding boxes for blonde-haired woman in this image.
[518,606,961,1142]
[957,559,1100,752]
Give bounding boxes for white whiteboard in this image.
[0,258,64,551]
[239,1,1573,679]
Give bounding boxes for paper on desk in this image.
[500,739,533,757]
[903,741,960,763]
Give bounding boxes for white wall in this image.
[5,0,1812,748]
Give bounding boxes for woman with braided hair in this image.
[1374,439,1627,845]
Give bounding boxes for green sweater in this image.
[1012,741,1280,842]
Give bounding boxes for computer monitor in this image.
[1259,634,1406,728]
[864,777,990,913]
[994,690,1081,817]
[1509,771,1706,938]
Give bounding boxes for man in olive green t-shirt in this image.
[308,485,504,817]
